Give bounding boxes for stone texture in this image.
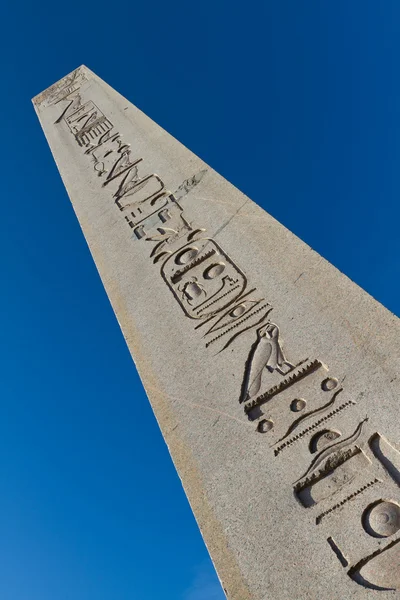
[32,66,400,599]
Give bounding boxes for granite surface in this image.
[33,66,400,599]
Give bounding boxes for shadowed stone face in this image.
[33,66,400,600]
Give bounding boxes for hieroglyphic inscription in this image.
[55,90,274,356]
[302,428,400,591]
[51,75,399,592]
[66,101,113,146]
[161,238,248,321]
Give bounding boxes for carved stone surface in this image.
[32,66,400,600]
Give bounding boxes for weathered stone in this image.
[33,66,400,599]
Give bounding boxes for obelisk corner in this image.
[31,65,90,109]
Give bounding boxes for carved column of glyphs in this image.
[35,69,400,595]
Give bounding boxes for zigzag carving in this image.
[205,304,270,348]
[316,479,381,525]
[274,400,356,456]
[196,284,241,314]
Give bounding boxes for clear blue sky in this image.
[1,2,400,599]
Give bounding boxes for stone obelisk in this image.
[33,66,400,599]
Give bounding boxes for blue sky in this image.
[1,1,400,599]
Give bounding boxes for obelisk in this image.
[33,66,400,599]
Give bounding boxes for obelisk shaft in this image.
[33,66,400,599]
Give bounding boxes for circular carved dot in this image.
[175,247,198,265]
[230,304,246,318]
[363,501,400,538]
[290,398,306,412]
[257,419,274,433]
[203,262,225,279]
[321,377,338,392]
[309,429,341,453]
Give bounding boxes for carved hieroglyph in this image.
[33,66,400,600]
